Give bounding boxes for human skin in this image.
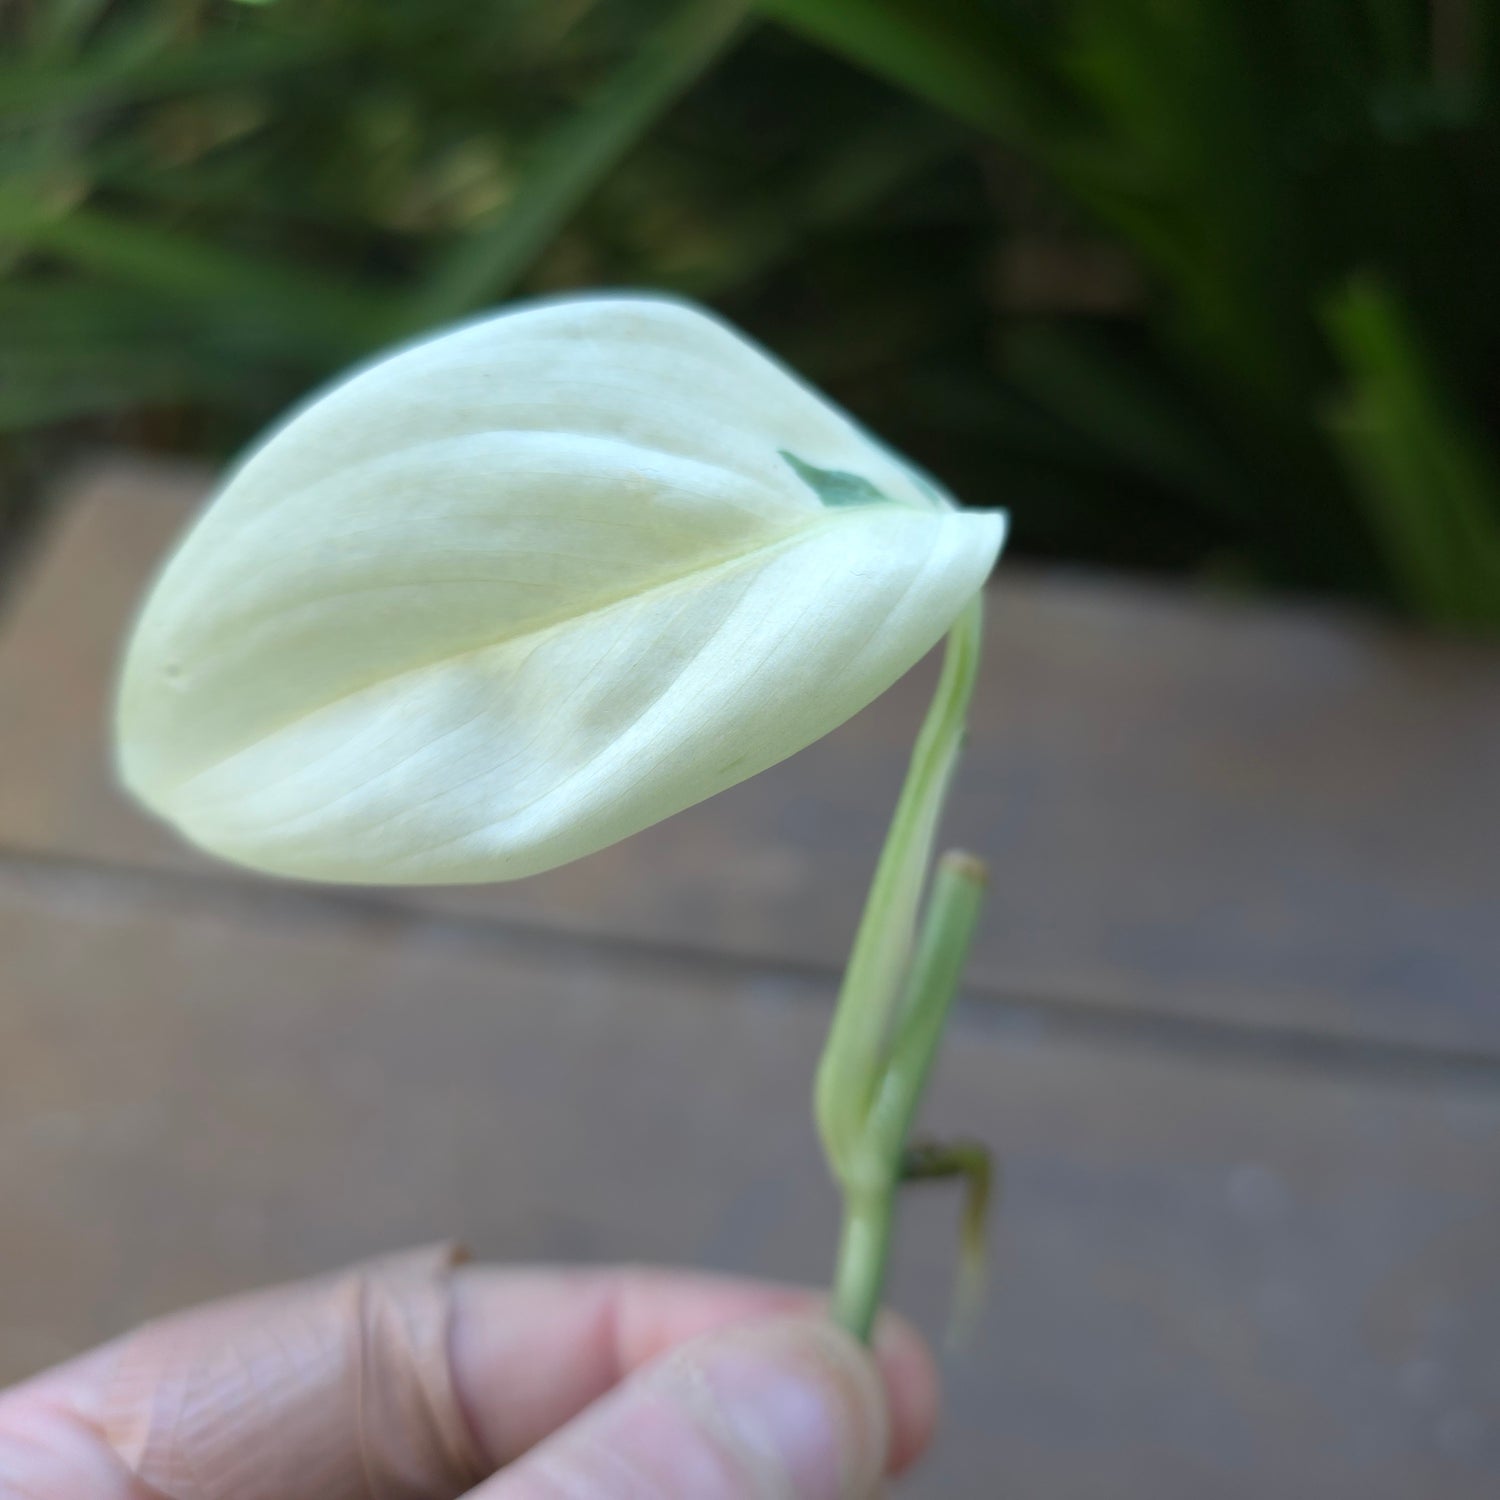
[0,1246,940,1499]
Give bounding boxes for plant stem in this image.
[830,1179,898,1341]
[814,593,984,1176]
[817,594,988,1342]
[828,850,988,1341]
[863,852,989,1172]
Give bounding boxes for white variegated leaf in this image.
[117,295,1005,883]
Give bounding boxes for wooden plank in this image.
[1,858,1497,1497]
[2,457,1499,1054]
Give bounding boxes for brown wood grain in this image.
[5,456,1500,1497]
[2,858,1498,1498]
[2,457,1497,1054]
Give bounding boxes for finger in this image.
[0,1374,141,1500]
[448,1266,938,1474]
[478,1315,892,1500]
[0,1251,939,1500]
[1,1243,487,1500]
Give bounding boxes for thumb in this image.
[483,1315,892,1500]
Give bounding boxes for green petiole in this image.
[815,592,991,1342]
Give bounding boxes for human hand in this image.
[0,1244,939,1498]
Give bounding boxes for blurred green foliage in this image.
[3,0,1498,625]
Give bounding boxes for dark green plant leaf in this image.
[400,0,755,331]
[1323,275,1500,627]
[0,186,389,358]
[763,0,1072,139]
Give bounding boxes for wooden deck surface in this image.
[2,456,1497,1496]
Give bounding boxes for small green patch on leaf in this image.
[781,449,890,508]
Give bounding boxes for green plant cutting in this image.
[116,293,1007,1343]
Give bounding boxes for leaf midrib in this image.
[165,505,885,794]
